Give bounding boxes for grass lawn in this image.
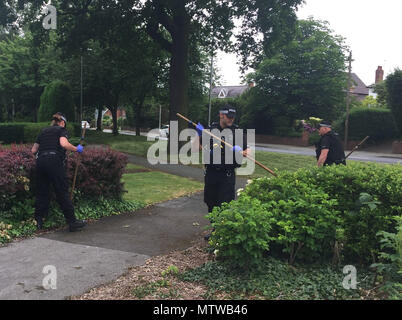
[85,130,318,175]
[122,164,203,205]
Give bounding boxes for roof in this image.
[350,73,369,95]
[211,85,249,99]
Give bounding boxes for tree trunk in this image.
[96,106,103,131]
[169,17,189,151]
[111,106,118,135]
[134,95,145,137]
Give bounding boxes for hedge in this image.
[208,162,402,267]
[334,107,398,142]
[0,122,81,144]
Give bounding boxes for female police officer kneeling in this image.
[31,113,87,232]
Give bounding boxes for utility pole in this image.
[208,54,214,126]
[344,51,352,150]
[159,104,162,129]
[80,55,83,123]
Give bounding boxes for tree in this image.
[242,19,348,133]
[38,80,75,122]
[386,69,402,137]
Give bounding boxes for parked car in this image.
[81,121,90,129]
[159,124,169,138]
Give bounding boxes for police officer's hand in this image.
[76,144,84,153]
[195,122,204,136]
[233,145,243,153]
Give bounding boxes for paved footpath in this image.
[0,156,247,300]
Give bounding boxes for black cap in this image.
[219,105,236,118]
[319,120,332,128]
[56,112,67,123]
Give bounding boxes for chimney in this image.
[375,66,384,84]
[248,81,255,88]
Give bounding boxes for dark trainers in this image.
[69,220,87,232]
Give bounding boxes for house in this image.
[367,66,384,99]
[211,83,253,99]
[349,73,369,101]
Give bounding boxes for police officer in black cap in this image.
[316,120,346,167]
[31,112,87,232]
[196,106,250,238]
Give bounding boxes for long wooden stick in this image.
[177,113,277,177]
[345,136,370,159]
[70,123,87,200]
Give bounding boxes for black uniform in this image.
[316,131,346,166]
[34,126,75,224]
[202,122,247,213]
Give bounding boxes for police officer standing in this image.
[316,120,346,167]
[196,106,250,238]
[31,113,87,232]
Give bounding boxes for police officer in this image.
[196,106,250,238]
[31,113,87,232]
[316,120,346,167]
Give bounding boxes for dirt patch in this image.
[71,238,214,300]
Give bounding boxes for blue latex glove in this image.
[76,144,84,153]
[233,145,243,153]
[195,122,204,136]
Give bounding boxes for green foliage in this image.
[0,122,80,144]
[242,19,347,133]
[0,123,25,143]
[207,197,274,269]
[371,216,402,299]
[180,258,377,300]
[386,69,402,137]
[209,163,401,267]
[334,107,398,142]
[38,80,75,122]
[0,196,145,244]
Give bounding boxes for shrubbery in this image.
[208,162,402,267]
[0,145,129,214]
[38,80,75,122]
[334,107,398,142]
[0,122,81,143]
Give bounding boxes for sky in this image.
[216,0,402,87]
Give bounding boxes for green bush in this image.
[38,80,76,122]
[209,163,402,267]
[0,122,81,144]
[207,197,274,268]
[334,107,398,142]
[0,123,25,144]
[371,216,402,299]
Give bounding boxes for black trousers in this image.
[204,168,236,213]
[34,154,76,224]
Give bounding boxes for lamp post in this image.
[208,54,214,126]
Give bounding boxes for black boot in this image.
[69,219,87,232]
[35,217,43,231]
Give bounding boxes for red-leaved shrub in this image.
[66,147,128,198]
[0,145,128,210]
[0,144,35,198]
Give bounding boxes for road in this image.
[102,129,402,165]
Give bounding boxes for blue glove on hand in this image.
[233,145,243,153]
[76,144,84,153]
[195,122,204,136]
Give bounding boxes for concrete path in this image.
[0,156,247,300]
